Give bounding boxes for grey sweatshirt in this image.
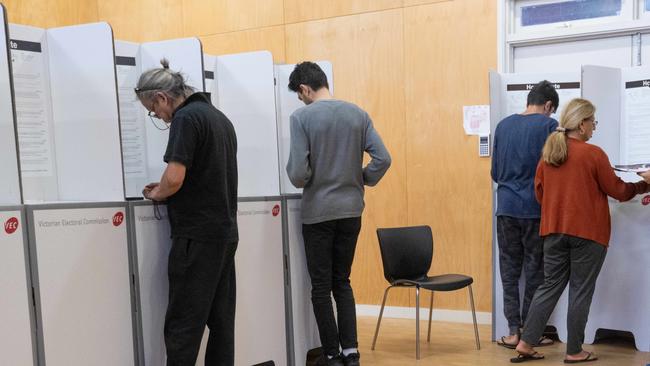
[286,99,391,224]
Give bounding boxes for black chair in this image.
[372,225,480,359]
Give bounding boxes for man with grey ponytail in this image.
[135,59,239,366]
[511,98,649,363]
[492,80,558,350]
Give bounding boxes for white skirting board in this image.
[356,305,492,325]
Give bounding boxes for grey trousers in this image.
[521,234,607,355]
[497,216,545,335]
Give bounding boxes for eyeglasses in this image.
[146,102,169,131]
[584,118,598,127]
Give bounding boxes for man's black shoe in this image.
[315,354,344,366]
[342,352,360,366]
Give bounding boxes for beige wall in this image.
[3,0,496,312]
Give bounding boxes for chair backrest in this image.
[376,225,433,283]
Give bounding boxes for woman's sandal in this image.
[510,351,545,363]
[498,335,553,349]
[497,336,518,349]
[564,352,598,364]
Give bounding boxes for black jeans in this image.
[521,234,606,355]
[165,237,238,366]
[302,217,362,357]
[496,216,545,335]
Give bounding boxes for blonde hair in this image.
[541,98,596,167]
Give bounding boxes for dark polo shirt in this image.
[164,92,238,242]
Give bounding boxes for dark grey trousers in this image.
[497,216,545,335]
[521,234,607,355]
[165,238,238,366]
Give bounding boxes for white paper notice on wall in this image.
[463,105,490,135]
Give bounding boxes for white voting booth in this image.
[0,5,36,366]
[213,50,280,197]
[195,51,289,365]
[10,22,124,203]
[490,69,650,351]
[273,61,333,365]
[9,21,136,365]
[114,38,204,198]
[114,38,203,365]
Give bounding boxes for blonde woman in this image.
[511,98,649,363]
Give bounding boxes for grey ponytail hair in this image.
[134,58,194,102]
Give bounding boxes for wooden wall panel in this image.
[404,0,452,7]
[182,0,283,37]
[284,0,402,24]
[96,0,183,42]
[200,26,286,63]
[286,9,410,308]
[3,0,98,28]
[404,0,496,312]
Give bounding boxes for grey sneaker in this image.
[342,352,360,366]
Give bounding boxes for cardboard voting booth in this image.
[26,202,135,366]
[210,51,280,197]
[489,69,650,351]
[114,38,204,198]
[9,21,136,365]
[1,10,35,364]
[0,4,21,205]
[10,22,124,203]
[127,200,172,366]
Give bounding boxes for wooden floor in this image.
[357,316,650,366]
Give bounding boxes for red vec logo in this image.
[272,205,280,217]
[113,212,124,226]
[4,217,19,234]
[642,196,650,206]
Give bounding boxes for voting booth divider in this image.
[490,68,650,352]
[114,38,204,199]
[1,8,336,362]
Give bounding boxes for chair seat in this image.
[393,274,473,292]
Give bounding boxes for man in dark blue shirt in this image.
[491,80,558,349]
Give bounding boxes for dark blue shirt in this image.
[491,113,558,218]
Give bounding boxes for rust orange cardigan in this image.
[535,138,648,246]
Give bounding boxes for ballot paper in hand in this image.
[613,163,650,173]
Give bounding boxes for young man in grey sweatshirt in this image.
[286,62,391,366]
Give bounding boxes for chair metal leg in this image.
[427,291,434,342]
[415,286,421,360]
[372,285,393,350]
[468,285,480,350]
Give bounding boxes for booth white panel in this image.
[10,24,59,202]
[547,198,650,352]
[116,41,149,198]
[47,23,124,201]
[130,202,172,366]
[620,67,650,165]
[0,8,21,205]
[274,61,333,194]
[513,36,632,73]
[0,207,35,366]
[140,38,204,183]
[489,71,580,340]
[581,65,622,164]
[233,200,287,365]
[493,71,580,122]
[215,51,280,197]
[29,203,134,365]
[287,198,321,364]
[134,199,287,366]
[203,54,217,105]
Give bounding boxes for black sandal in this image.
[510,351,545,363]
